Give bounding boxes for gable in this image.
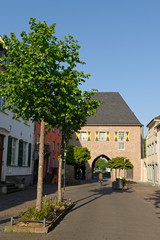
[87,92,142,126]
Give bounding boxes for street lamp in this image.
[63,149,67,191]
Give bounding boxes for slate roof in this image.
[86,92,142,126]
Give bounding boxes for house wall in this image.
[156,126,160,185]
[69,125,143,181]
[146,121,159,184]
[34,122,61,183]
[0,108,34,185]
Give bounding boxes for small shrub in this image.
[116,177,127,185]
[122,177,127,184]
[19,200,55,220]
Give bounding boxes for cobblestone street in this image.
[1,180,160,240]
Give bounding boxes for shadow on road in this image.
[0,184,58,212]
[71,180,134,213]
[144,190,160,212]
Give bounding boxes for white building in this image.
[142,116,160,185]
[0,38,34,186]
[0,96,34,185]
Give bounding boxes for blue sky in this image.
[1,0,160,136]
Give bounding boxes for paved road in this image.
[1,180,160,240]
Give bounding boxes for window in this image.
[147,145,149,156]
[152,143,154,155]
[148,165,152,180]
[46,155,50,173]
[22,142,27,166]
[53,127,56,132]
[149,144,151,156]
[52,157,55,168]
[118,132,125,141]
[155,164,158,182]
[53,141,55,151]
[80,132,87,141]
[57,143,59,152]
[45,143,50,153]
[7,136,18,166]
[99,132,106,141]
[11,138,17,165]
[155,141,157,154]
[95,131,109,141]
[119,142,124,150]
[16,140,31,167]
[58,127,60,135]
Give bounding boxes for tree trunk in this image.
[58,155,62,203]
[58,131,65,203]
[36,120,45,211]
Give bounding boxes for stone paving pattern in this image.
[1,180,160,239]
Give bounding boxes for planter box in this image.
[5,202,74,234]
[112,181,128,190]
[112,181,118,190]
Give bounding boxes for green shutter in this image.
[7,136,12,166]
[18,139,23,167]
[28,143,31,167]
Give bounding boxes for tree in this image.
[95,158,108,170]
[66,146,90,167]
[0,18,101,208]
[66,146,90,180]
[107,157,133,170]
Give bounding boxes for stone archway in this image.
[91,154,110,179]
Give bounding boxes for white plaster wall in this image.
[0,109,34,182]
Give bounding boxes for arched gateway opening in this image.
[92,154,110,180]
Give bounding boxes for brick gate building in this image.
[69,92,144,181]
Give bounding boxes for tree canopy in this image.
[0,18,102,206]
[66,146,91,167]
[107,157,133,170]
[0,18,101,129]
[95,158,108,170]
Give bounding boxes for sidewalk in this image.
[0,184,58,232]
[128,181,160,209]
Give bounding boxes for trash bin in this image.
[117,179,123,190]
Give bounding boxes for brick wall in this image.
[69,125,143,181]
